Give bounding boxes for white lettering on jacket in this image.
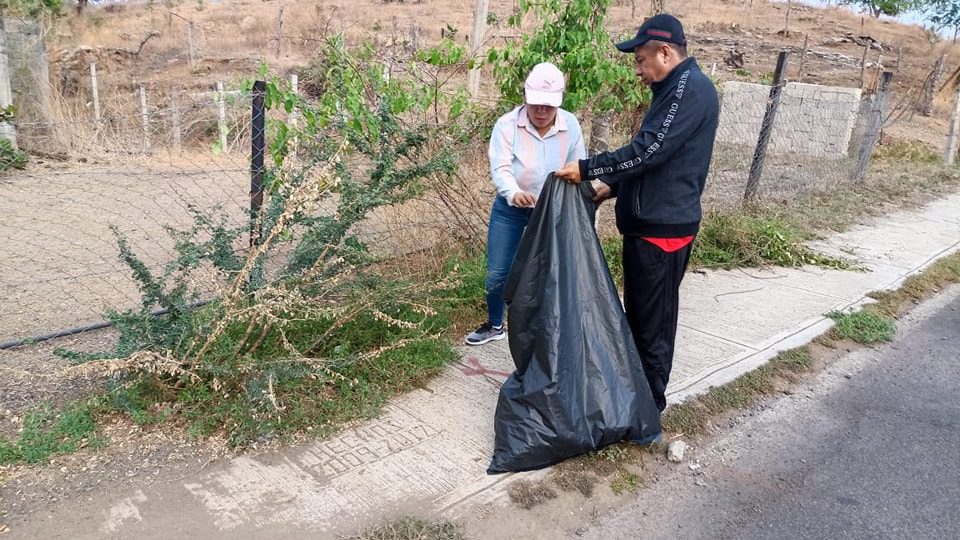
[611,70,691,174]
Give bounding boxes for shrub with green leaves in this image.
[0,138,27,172]
[692,211,848,269]
[57,34,488,447]
[0,0,63,18]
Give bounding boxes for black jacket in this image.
[579,57,719,237]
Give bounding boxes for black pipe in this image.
[0,301,211,351]
[250,80,266,248]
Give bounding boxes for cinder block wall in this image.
[716,81,862,158]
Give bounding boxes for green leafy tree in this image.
[0,0,63,18]
[839,0,923,18]
[487,0,649,115]
[926,0,960,34]
[256,35,486,277]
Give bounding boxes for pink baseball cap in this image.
[524,62,565,108]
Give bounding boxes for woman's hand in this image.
[512,192,537,208]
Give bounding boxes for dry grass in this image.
[38,64,255,158]
[868,252,960,317]
[65,0,468,66]
[507,479,557,509]
[540,441,665,504]
[550,465,600,498]
[660,347,815,437]
[761,159,960,234]
[54,1,959,94]
[505,443,659,510]
[33,0,960,160]
[25,0,960,268]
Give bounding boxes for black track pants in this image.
[622,236,693,412]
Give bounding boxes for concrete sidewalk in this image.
[7,194,960,539]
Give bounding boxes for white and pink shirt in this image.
[488,106,586,206]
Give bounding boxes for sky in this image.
[779,0,948,32]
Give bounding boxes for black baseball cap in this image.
[615,13,687,52]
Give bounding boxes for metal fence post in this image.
[852,71,893,184]
[744,50,789,204]
[250,80,266,248]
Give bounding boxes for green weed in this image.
[872,141,942,164]
[0,400,106,465]
[0,138,26,172]
[827,309,896,344]
[868,252,960,317]
[610,471,642,495]
[601,237,624,287]
[692,211,847,270]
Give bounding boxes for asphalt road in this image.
[578,287,960,540]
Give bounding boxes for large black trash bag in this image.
[487,175,661,474]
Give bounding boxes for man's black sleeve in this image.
[579,80,704,186]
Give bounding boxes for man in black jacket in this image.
[556,14,719,412]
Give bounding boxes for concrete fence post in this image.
[289,73,299,156]
[275,7,284,57]
[90,63,101,127]
[171,85,182,153]
[946,85,960,166]
[467,0,489,99]
[216,81,228,153]
[0,21,17,147]
[188,21,197,71]
[798,34,809,82]
[139,84,150,151]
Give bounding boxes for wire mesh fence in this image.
[704,55,884,209]
[0,158,251,345]
[17,80,256,158]
[0,86,491,347]
[0,45,911,348]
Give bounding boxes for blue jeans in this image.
[485,196,533,326]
